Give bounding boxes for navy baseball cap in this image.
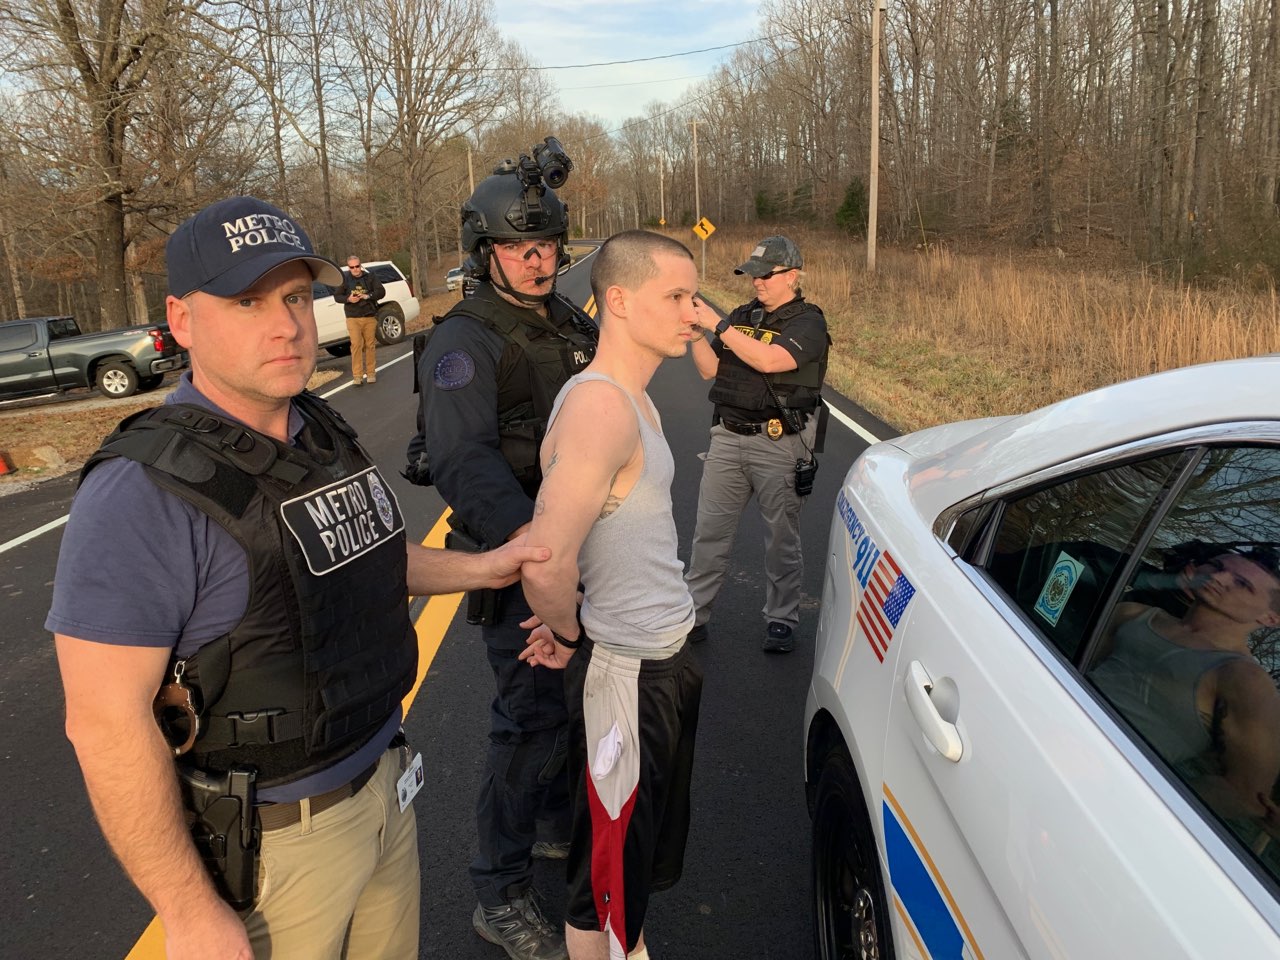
[166,196,342,298]
[734,235,803,278]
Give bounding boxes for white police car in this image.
[805,356,1280,959]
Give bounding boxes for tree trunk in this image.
[1188,0,1220,254]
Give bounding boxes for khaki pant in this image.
[241,748,420,959]
[346,315,378,381]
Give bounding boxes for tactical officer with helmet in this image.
[405,138,596,960]
[685,235,830,654]
[48,196,547,959]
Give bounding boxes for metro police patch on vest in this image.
[434,349,476,390]
[280,466,405,575]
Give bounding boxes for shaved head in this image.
[591,231,694,308]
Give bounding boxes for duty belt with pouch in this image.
[444,523,502,625]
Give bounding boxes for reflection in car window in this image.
[1086,446,1280,886]
[985,454,1183,658]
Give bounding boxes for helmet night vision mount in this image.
[459,137,574,305]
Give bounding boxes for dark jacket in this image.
[334,268,386,318]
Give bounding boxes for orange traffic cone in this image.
[0,450,14,475]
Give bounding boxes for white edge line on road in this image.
[0,349,417,556]
[2,342,877,553]
[0,514,69,556]
[826,401,882,445]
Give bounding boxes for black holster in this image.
[444,528,503,626]
[177,764,260,911]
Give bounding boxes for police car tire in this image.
[812,748,895,960]
[326,343,352,357]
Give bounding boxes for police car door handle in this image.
[905,660,963,762]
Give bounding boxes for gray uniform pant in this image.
[685,418,817,629]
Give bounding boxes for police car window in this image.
[983,453,1184,659]
[311,281,333,298]
[1084,446,1280,888]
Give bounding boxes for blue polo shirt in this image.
[47,373,400,802]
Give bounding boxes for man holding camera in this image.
[407,140,597,960]
[334,255,385,387]
[684,235,830,654]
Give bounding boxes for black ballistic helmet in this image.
[460,145,572,283]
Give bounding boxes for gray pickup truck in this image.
[0,315,189,400]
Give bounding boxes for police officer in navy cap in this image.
[48,195,548,959]
[684,235,831,653]
[405,139,597,960]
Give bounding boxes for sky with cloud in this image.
[490,0,766,131]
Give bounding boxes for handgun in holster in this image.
[444,527,503,626]
[177,763,261,911]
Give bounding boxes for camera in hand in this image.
[794,457,818,497]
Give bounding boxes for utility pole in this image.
[867,0,886,273]
[467,141,475,193]
[692,120,704,280]
[660,162,665,227]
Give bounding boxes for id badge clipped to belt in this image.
[394,731,424,813]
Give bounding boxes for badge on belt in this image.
[766,418,784,440]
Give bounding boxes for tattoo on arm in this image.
[544,450,560,475]
[534,496,545,516]
[599,470,623,519]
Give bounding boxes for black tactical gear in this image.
[83,392,416,788]
[461,162,571,284]
[406,285,596,514]
[708,296,830,420]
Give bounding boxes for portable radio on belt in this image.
[761,374,819,497]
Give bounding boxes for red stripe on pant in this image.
[587,773,639,955]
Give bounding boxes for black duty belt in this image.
[257,757,379,831]
[718,414,808,437]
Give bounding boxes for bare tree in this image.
[3,0,176,329]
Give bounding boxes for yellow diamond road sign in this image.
[692,217,716,240]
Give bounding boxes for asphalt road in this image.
[0,251,895,959]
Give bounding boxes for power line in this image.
[519,36,783,71]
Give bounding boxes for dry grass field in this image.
[695,225,1280,432]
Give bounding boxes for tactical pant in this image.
[470,582,572,907]
[346,315,378,381]
[685,417,817,630]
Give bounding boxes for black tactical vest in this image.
[707,296,830,417]
[406,287,597,492]
[83,393,417,787]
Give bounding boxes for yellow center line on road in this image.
[125,509,459,959]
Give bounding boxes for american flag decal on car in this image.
[857,551,915,662]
